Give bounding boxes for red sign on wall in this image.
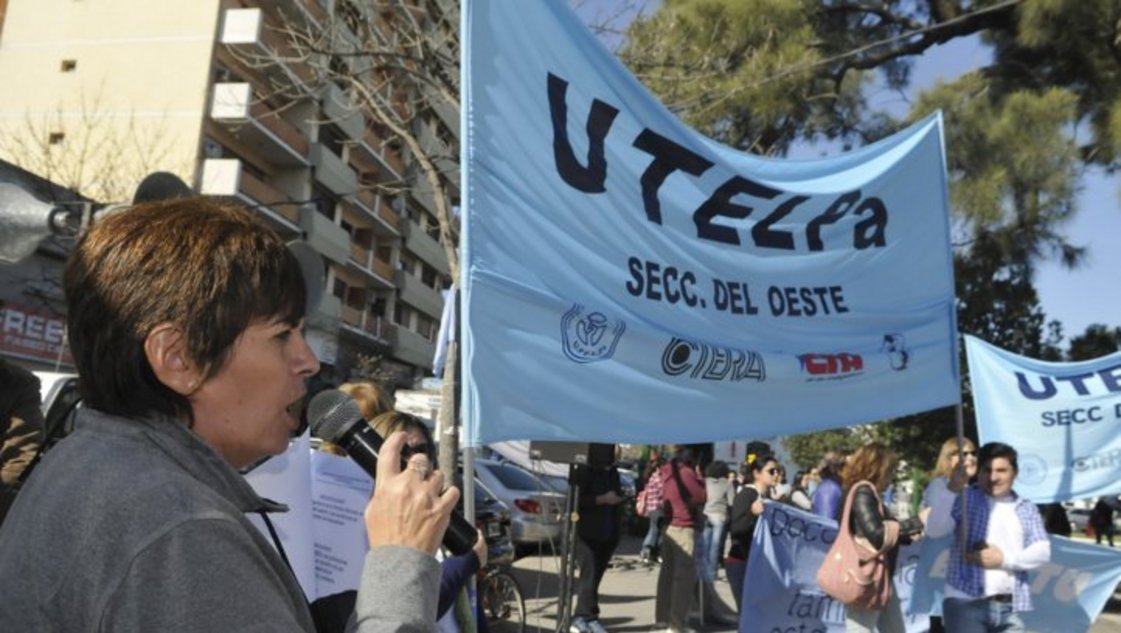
[0,302,72,364]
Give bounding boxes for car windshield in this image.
[486,463,546,491]
[475,480,499,504]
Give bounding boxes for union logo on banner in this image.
[560,304,625,364]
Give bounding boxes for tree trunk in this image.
[437,338,459,487]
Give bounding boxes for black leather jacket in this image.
[849,486,923,550]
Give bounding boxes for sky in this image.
[573,2,1121,349]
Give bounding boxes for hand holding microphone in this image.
[366,431,460,554]
[308,389,478,555]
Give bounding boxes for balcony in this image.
[301,0,328,24]
[349,188,400,237]
[341,304,362,328]
[310,144,358,196]
[210,83,309,167]
[299,206,350,266]
[386,322,436,369]
[372,257,395,281]
[415,118,459,196]
[376,198,402,233]
[321,83,365,141]
[220,8,315,91]
[346,252,394,291]
[394,269,444,319]
[198,158,300,236]
[351,127,405,184]
[308,293,342,332]
[349,242,370,267]
[339,306,389,346]
[400,217,450,276]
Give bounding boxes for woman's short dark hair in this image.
[64,198,306,424]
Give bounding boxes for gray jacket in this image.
[0,407,439,632]
[702,477,735,521]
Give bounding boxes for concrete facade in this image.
[0,0,458,383]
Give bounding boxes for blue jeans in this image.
[642,508,664,553]
[697,516,726,582]
[943,597,1025,633]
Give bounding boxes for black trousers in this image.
[574,537,618,619]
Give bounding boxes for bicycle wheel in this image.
[480,570,525,633]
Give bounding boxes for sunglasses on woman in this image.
[401,443,435,461]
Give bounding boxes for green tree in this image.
[620,0,1109,270]
[785,428,863,469]
[1067,324,1121,360]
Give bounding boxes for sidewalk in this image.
[508,534,1121,633]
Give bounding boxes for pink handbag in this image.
[815,481,900,609]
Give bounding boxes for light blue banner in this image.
[909,532,1121,632]
[462,0,960,446]
[739,503,928,633]
[742,504,1121,633]
[965,335,1121,502]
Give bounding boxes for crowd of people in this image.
[629,436,1091,633]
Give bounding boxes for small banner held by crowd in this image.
[740,503,1121,633]
[966,335,1121,502]
[909,532,1121,632]
[462,0,960,446]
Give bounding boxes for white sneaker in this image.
[586,619,608,633]
[570,617,591,633]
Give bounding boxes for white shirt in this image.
[928,486,1049,600]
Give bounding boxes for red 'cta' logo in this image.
[797,353,864,379]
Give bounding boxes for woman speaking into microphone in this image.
[0,197,459,632]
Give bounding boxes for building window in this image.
[345,286,365,309]
[319,124,345,158]
[416,314,435,340]
[421,265,437,289]
[313,186,337,221]
[371,297,387,318]
[333,278,347,299]
[328,55,350,91]
[60,59,77,72]
[398,253,416,274]
[338,0,365,33]
[48,132,65,144]
[393,303,410,326]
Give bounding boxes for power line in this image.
[669,0,1023,111]
[754,0,1023,87]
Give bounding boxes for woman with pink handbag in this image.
[818,443,924,633]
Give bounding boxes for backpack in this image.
[640,468,665,517]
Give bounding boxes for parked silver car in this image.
[473,458,564,549]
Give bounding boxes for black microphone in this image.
[308,389,478,556]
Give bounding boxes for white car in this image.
[33,371,81,444]
[473,458,565,550]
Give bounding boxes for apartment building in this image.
[0,0,459,383]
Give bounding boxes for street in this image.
[508,534,1121,633]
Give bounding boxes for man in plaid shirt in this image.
[926,442,1050,632]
